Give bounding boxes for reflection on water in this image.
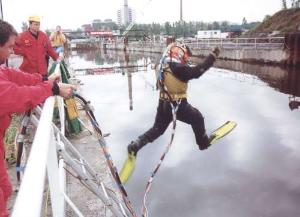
[69,49,300,217]
[212,59,300,111]
[70,49,159,69]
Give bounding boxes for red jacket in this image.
[14,30,59,75]
[0,66,54,158]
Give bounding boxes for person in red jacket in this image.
[0,20,75,217]
[13,16,60,76]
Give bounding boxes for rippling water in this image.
[69,49,300,217]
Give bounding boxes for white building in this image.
[117,0,134,26]
[196,30,229,39]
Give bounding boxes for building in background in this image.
[82,24,93,33]
[92,19,118,31]
[196,30,229,39]
[117,0,134,26]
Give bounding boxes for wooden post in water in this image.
[293,34,300,66]
[284,33,300,66]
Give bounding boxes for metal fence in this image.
[180,37,285,50]
[103,37,285,52]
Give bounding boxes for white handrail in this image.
[12,97,55,217]
[12,63,65,217]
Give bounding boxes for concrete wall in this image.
[103,42,290,65]
[191,48,289,64]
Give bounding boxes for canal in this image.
[69,49,300,217]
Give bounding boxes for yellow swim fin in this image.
[119,153,136,184]
[209,121,237,145]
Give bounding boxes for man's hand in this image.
[58,83,76,98]
[211,47,220,58]
[57,55,64,63]
[48,72,61,82]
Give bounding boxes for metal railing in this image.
[185,37,285,50]
[103,37,285,51]
[11,62,66,217]
[11,97,62,217]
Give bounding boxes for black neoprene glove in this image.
[52,82,60,95]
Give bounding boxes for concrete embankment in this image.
[192,48,289,65]
[104,41,292,66]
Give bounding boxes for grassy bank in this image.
[4,114,21,165]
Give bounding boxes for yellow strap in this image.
[54,98,58,108]
[65,98,79,120]
[159,92,187,101]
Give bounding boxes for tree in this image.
[164,22,172,35]
[220,21,229,32]
[21,22,28,32]
[291,0,300,7]
[242,17,247,25]
[263,15,271,21]
[212,21,220,30]
[282,0,287,9]
[151,23,161,35]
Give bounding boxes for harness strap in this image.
[142,99,182,217]
[159,92,187,101]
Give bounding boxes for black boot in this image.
[127,136,149,156]
[198,133,210,150]
[127,140,140,156]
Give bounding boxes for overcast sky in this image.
[2,0,283,31]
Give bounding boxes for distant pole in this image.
[0,0,3,20]
[1,0,7,67]
[0,1,4,68]
[180,0,183,22]
[124,0,129,26]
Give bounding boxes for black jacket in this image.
[168,54,216,82]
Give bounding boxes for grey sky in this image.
[3,0,282,31]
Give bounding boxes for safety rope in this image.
[74,93,136,217]
[141,98,181,217]
[15,110,31,184]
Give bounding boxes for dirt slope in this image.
[246,8,300,36]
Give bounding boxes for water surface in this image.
[69,49,300,217]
